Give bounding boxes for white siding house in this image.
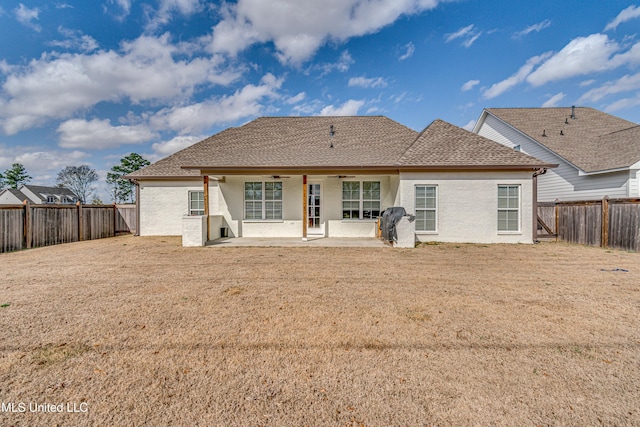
[0,189,28,204]
[0,185,78,205]
[127,116,554,246]
[474,107,640,202]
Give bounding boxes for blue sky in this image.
[1,0,640,201]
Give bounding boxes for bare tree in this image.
[56,165,99,204]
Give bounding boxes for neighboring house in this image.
[126,116,555,244]
[0,185,78,205]
[474,106,640,202]
[0,188,30,204]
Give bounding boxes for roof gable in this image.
[484,107,640,173]
[399,119,548,168]
[0,188,29,203]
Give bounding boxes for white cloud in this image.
[320,99,365,116]
[578,72,640,103]
[399,42,415,60]
[526,34,620,86]
[14,149,90,173]
[105,0,132,21]
[514,19,551,38]
[57,118,157,149]
[580,79,596,87]
[483,52,552,99]
[445,24,481,48]
[286,92,306,104]
[348,76,388,88]
[461,79,480,92]
[209,0,441,65]
[541,92,566,108]
[307,50,355,76]
[605,5,640,31]
[14,3,41,32]
[149,73,283,134]
[484,33,640,99]
[146,0,204,30]
[0,33,240,135]
[462,120,476,131]
[49,27,99,53]
[604,94,640,112]
[151,135,202,157]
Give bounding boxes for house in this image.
[473,106,640,202]
[0,185,78,205]
[126,116,555,245]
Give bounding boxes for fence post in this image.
[23,200,32,249]
[113,204,117,236]
[554,199,559,242]
[601,196,609,248]
[77,201,84,241]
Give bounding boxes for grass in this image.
[0,235,639,426]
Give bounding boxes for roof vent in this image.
[565,118,569,124]
[571,105,576,119]
[329,125,335,148]
[542,130,547,137]
[560,130,564,136]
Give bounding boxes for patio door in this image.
[307,183,324,235]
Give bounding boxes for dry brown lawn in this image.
[1,236,639,426]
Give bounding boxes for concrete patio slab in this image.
[206,237,388,248]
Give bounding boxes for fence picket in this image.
[0,204,136,254]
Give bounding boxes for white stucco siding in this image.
[478,114,629,201]
[215,175,395,238]
[321,175,393,237]
[216,176,302,238]
[138,179,205,236]
[399,171,534,244]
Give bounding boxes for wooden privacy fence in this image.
[0,203,136,253]
[537,197,640,252]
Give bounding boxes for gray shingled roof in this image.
[399,119,547,167]
[22,185,78,201]
[128,116,552,178]
[485,107,640,173]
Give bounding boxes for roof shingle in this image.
[485,107,640,173]
[128,116,553,178]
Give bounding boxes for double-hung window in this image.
[415,185,437,232]
[497,185,520,232]
[245,182,282,220]
[188,191,205,215]
[342,181,381,219]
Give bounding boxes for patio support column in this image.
[302,175,307,241]
[203,175,210,241]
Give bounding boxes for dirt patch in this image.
[0,236,639,425]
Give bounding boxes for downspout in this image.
[302,175,308,241]
[130,179,140,237]
[532,168,547,243]
[204,176,210,241]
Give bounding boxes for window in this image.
[497,185,520,232]
[189,191,205,215]
[46,196,56,203]
[244,182,282,220]
[415,185,437,232]
[342,181,381,219]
